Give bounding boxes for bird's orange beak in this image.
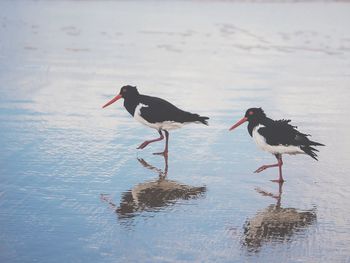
[229,117,248,131]
[102,94,122,108]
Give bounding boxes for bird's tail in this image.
[309,140,325,147]
[196,115,209,125]
[300,145,321,161]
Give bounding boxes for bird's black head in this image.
[102,85,139,108]
[119,85,139,99]
[229,107,266,131]
[244,107,266,122]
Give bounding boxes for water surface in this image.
[1,0,350,262]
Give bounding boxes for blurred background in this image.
[0,0,350,262]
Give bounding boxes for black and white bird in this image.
[229,108,324,182]
[102,85,209,156]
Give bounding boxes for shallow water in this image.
[1,0,350,262]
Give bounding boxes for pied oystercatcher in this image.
[102,85,209,156]
[229,108,324,182]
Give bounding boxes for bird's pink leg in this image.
[137,130,164,149]
[254,163,279,173]
[153,130,169,156]
[254,154,284,183]
[271,155,284,183]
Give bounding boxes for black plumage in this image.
[247,109,324,160]
[102,85,209,155]
[129,94,208,125]
[230,107,324,182]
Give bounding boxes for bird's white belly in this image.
[252,125,304,155]
[134,104,185,131]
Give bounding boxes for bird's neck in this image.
[123,95,140,116]
[247,117,270,136]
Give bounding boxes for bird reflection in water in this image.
[101,155,206,221]
[242,182,316,252]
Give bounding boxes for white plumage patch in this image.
[133,103,186,131]
[252,124,304,155]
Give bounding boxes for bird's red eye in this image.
[249,111,254,115]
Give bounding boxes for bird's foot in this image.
[254,165,269,173]
[271,179,285,183]
[153,151,168,157]
[137,141,150,149]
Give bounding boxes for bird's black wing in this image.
[258,119,324,160]
[258,119,310,146]
[138,95,208,125]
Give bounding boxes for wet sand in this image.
[1,0,350,262]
